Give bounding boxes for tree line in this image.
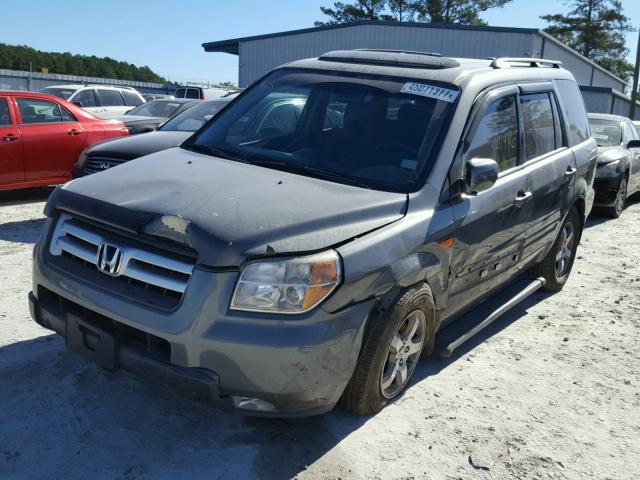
[0,43,166,83]
[316,0,635,81]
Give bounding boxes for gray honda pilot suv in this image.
[30,50,597,416]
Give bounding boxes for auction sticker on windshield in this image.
[401,83,459,103]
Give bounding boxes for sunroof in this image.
[319,50,460,70]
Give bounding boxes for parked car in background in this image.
[116,99,199,135]
[32,51,596,417]
[174,85,236,100]
[0,91,127,191]
[633,120,640,137]
[74,94,237,176]
[40,85,145,119]
[588,113,640,217]
[142,93,174,101]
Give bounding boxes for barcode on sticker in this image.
[401,82,459,103]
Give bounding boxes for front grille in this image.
[47,214,195,310]
[83,155,130,174]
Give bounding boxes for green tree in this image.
[316,0,513,25]
[316,0,389,25]
[412,0,512,25]
[0,43,166,82]
[541,0,634,80]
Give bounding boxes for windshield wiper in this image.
[250,160,371,189]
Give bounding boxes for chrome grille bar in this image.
[49,214,194,294]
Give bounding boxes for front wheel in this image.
[340,284,436,415]
[531,206,580,291]
[603,176,627,218]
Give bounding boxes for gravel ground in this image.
[1,188,639,480]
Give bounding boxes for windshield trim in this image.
[182,67,460,194]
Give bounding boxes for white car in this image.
[40,85,145,119]
[173,85,234,100]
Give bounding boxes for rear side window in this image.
[73,89,97,107]
[0,98,11,126]
[186,88,201,99]
[555,80,590,146]
[97,89,125,106]
[465,95,519,172]
[520,92,556,161]
[122,91,143,106]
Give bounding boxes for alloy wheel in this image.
[555,221,575,277]
[615,177,627,216]
[380,310,426,399]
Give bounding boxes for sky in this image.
[1,0,639,85]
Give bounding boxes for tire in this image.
[530,206,580,292]
[603,175,627,218]
[341,284,436,415]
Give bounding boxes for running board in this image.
[436,277,546,357]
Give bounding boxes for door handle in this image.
[2,134,17,142]
[564,166,577,179]
[514,191,532,208]
[68,129,81,136]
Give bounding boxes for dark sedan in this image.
[74,95,237,176]
[118,99,199,134]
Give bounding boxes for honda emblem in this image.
[97,243,123,276]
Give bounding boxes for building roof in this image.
[202,20,539,54]
[202,21,625,86]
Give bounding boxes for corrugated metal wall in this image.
[581,88,640,120]
[0,68,174,94]
[238,24,536,87]
[235,24,627,94]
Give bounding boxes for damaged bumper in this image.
[593,176,621,206]
[30,236,373,417]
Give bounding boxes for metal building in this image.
[203,21,639,117]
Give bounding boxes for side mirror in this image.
[465,158,499,194]
[626,139,640,149]
[72,101,84,108]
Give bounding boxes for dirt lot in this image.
[1,188,639,480]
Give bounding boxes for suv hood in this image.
[86,131,193,159]
[596,145,626,164]
[49,148,408,267]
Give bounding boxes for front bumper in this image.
[593,176,620,206]
[30,235,373,417]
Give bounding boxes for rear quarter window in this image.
[97,89,125,107]
[555,80,590,146]
[122,91,144,106]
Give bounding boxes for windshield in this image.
[126,100,185,118]
[184,69,458,192]
[160,99,231,132]
[589,118,622,147]
[41,87,75,100]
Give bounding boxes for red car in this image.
[0,91,128,191]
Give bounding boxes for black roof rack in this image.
[318,49,460,69]
[490,57,562,69]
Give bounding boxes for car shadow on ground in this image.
[412,291,552,384]
[0,218,46,243]
[0,187,53,207]
[0,292,550,479]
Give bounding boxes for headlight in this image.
[230,251,341,314]
[596,160,620,178]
